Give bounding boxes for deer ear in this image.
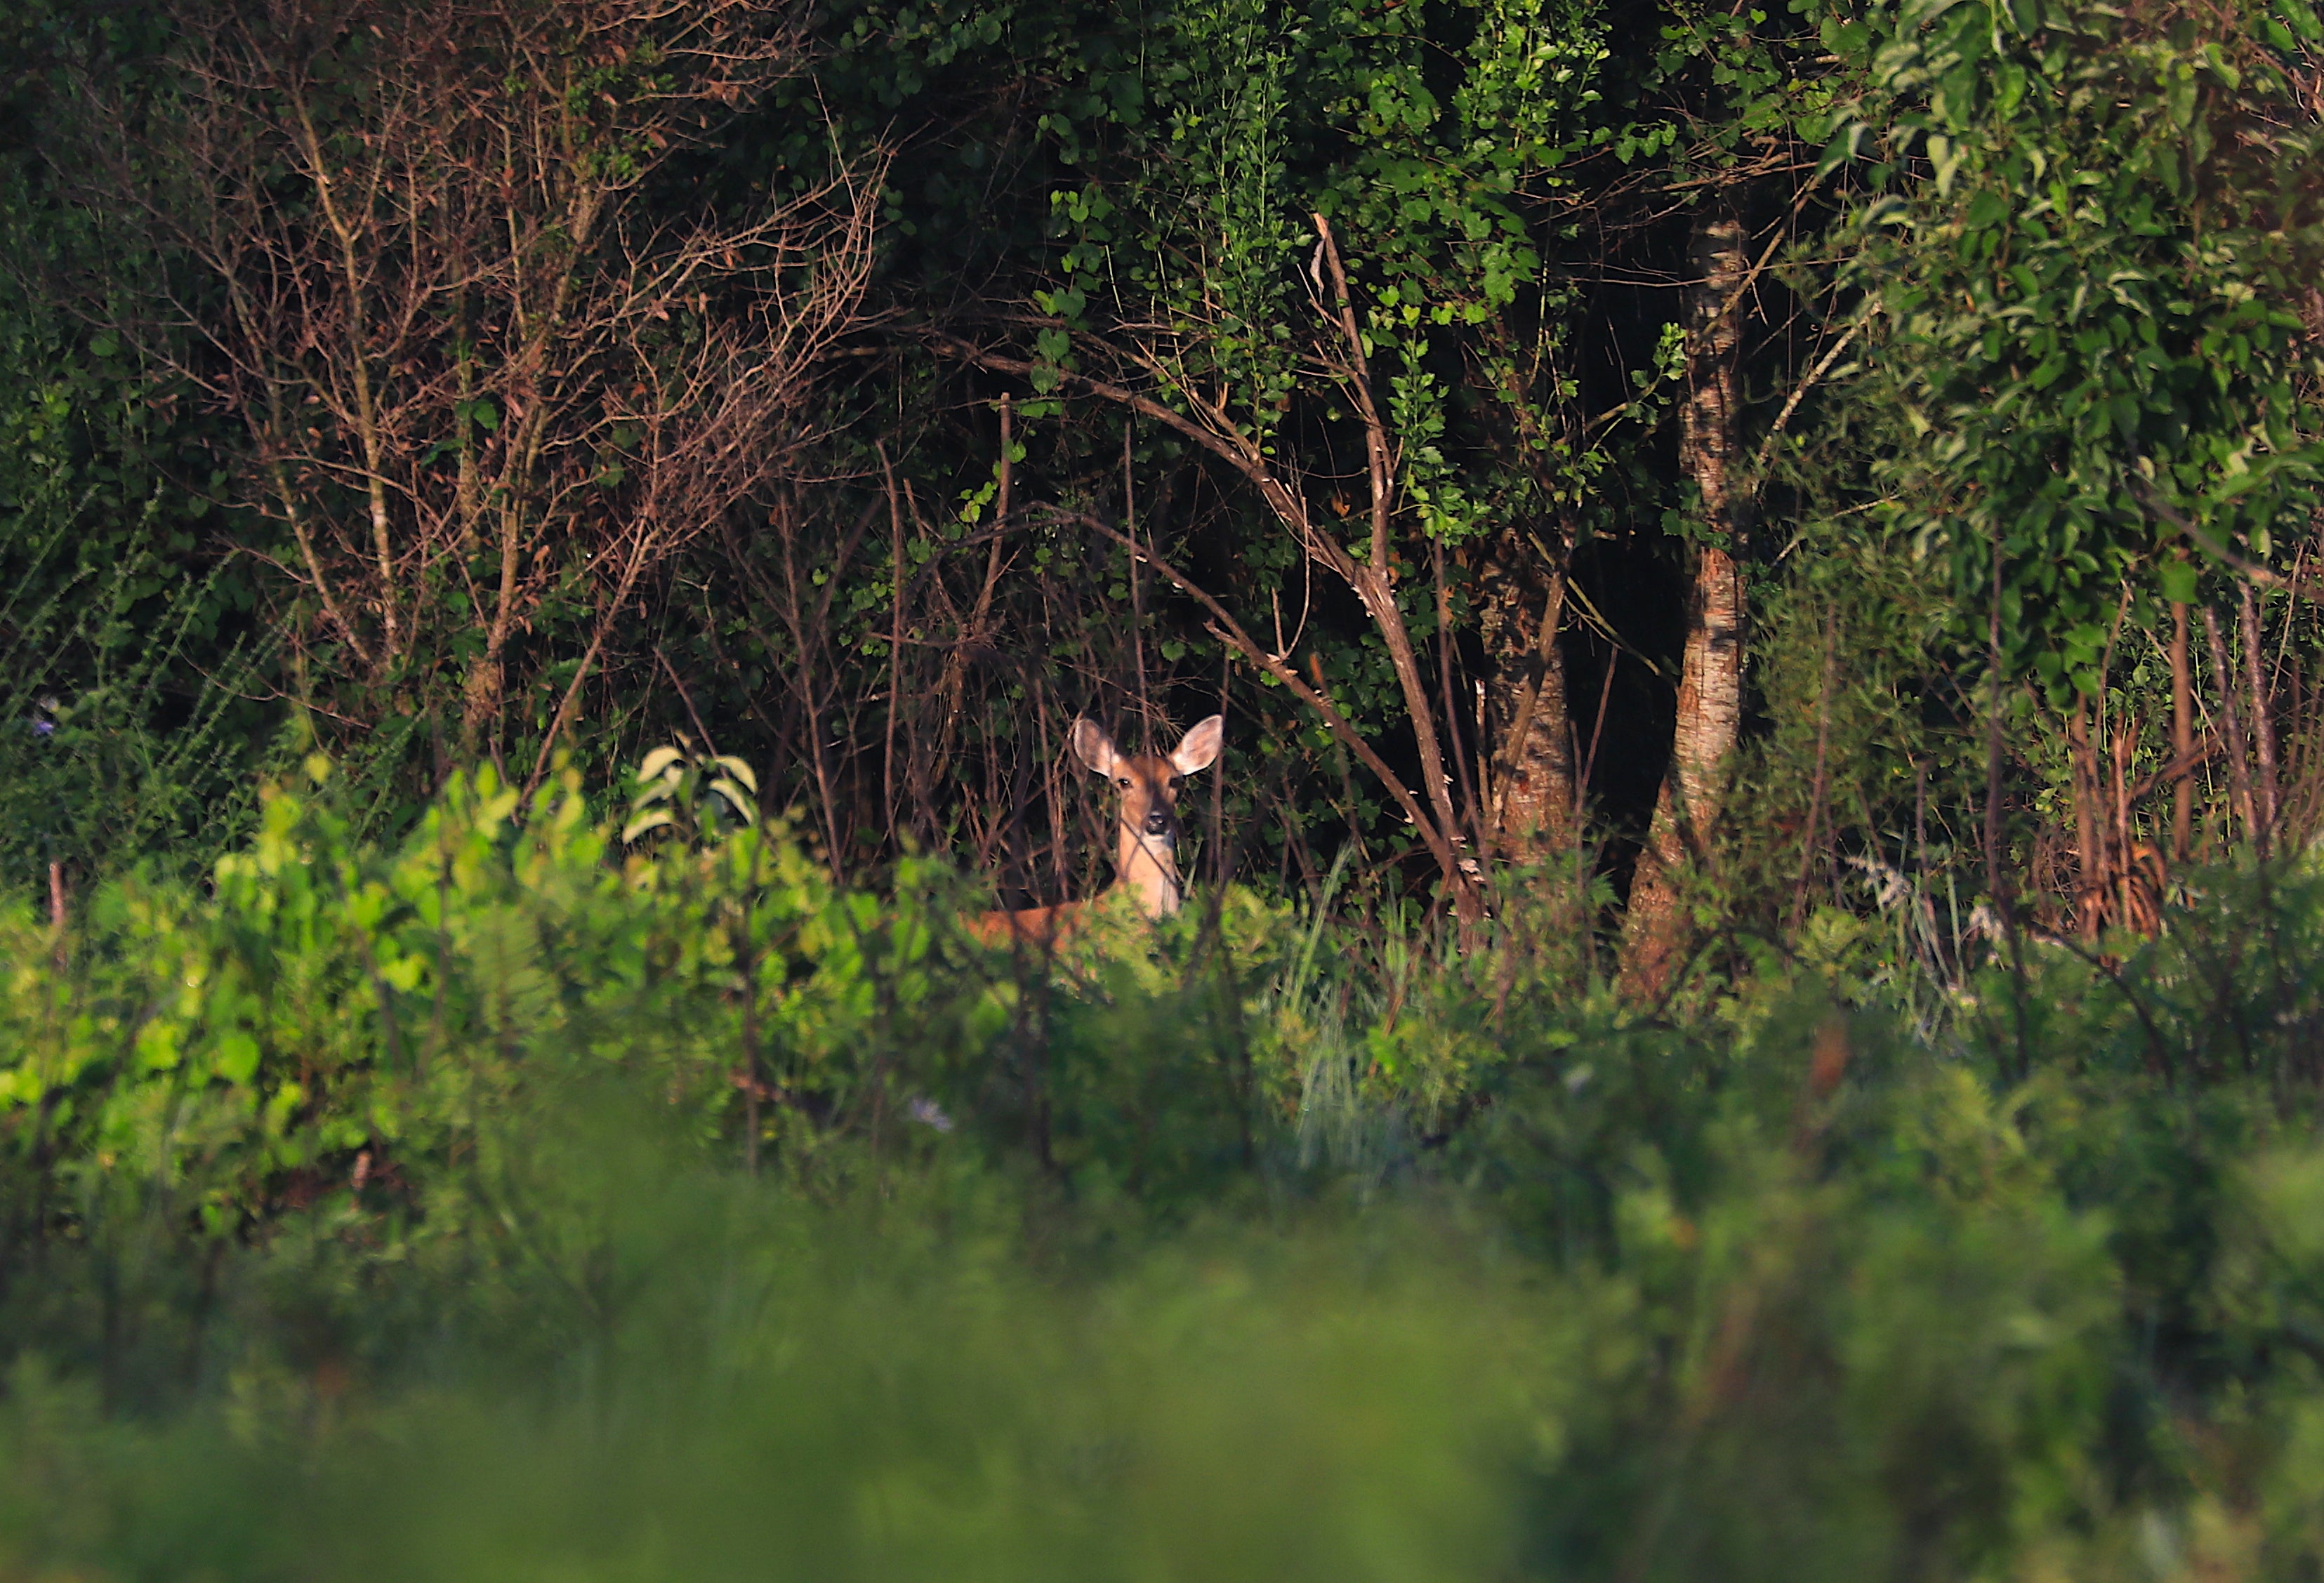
[1071,717,1118,775]
[1170,714,1224,775]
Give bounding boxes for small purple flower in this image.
[906,1096,955,1133]
[30,719,53,737]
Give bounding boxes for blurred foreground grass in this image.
[1,1149,1571,1583]
[11,768,2324,1577]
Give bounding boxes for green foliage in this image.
[17,1,2324,1565]
[0,211,277,877]
[622,736,762,843]
[1836,0,2324,698]
[0,510,277,897]
[11,774,2324,1573]
[0,1184,1595,1583]
[0,0,282,894]
[0,760,960,1247]
[1034,0,1618,523]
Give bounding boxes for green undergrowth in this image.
[13,767,2324,1577]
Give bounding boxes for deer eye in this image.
[1170,776,1184,790]
[1116,776,1133,789]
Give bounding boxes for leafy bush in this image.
[13,769,2324,1577]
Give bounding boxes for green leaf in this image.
[709,779,760,823]
[621,808,675,842]
[213,1030,260,1086]
[1965,190,2012,232]
[1816,121,1866,175]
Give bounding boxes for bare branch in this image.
[1048,510,1474,903]
[95,0,884,760]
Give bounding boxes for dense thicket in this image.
[8,773,2324,1576]
[8,0,2324,1574]
[2,0,2317,945]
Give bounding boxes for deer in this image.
[970,713,1224,947]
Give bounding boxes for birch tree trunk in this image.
[1620,207,1747,1000]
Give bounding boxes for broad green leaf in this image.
[709,779,760,823]
[1816,121,1866,175]
[621,808,675,842]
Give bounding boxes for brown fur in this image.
[968,715,1223,948]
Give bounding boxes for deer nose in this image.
[1144,809,1173,837]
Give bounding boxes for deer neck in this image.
[1111,823,1184,918]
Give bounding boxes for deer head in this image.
[1071,714,1224,915]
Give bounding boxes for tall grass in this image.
[0,487,283,901]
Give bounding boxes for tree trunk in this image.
[2238,581,2278,856]
[1620,208,1747,1000]
[459,651,505,755]
[2203,606,2257,850]
[2066,695,2105,941]
[1478,531,1576,861]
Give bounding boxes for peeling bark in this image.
[1621,207,1747,1000]
[1478,532,1576,860]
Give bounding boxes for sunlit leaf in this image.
[621,808,675,842]
[709,779,759,823]
[711,755,760,795]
